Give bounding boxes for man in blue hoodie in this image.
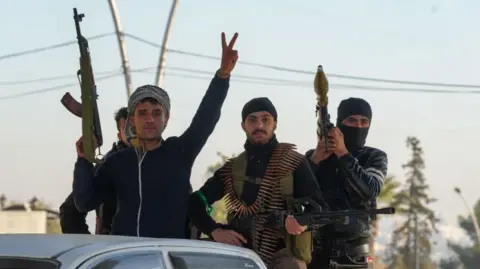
[73,32,239,238]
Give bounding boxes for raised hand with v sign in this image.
[218,32,239,78]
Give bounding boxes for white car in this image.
[0,234,267,269]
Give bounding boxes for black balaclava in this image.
[336,97,372,152]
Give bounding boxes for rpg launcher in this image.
[314,65,334,149]
[61,8,104,164]
[262,197,396,230]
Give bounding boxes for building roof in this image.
[2,203,59,216]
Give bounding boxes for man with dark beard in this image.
[306,97,388,269]
[188,97,329,269]
[73,32,239,238]
[60,107,129,234]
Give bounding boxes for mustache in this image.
[252,130,266,135]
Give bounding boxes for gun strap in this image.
[220,143,303,265]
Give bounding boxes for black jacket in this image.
[305,146,388,239]
[59,141,128,234]
[73,74,229,238]
[189,137,329,238]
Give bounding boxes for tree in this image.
[439,199,480,269]
[0,194,6,210]
[438,258,462,269]
[370,175,402,258]
[387,136,439,269]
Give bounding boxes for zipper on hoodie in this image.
[135,149,147,237]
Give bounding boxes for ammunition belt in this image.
[220,143,303,265]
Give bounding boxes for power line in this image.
[124,33,480,90]
[0,69,121,86]
[134,67,480,95]
[0,68,297,100]
[0,72,121,101]
[2,66,480,101]
[0,33,114,61]
[2,32,479,89]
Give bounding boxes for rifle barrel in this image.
[73,8,83,42]
[303,207,395,219]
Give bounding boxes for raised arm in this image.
[179,32,239,166]
[188,169,226,236]
[305,149,337,181]
[178,74,229,165]
[73,157,114,212]
[337,149,388,200]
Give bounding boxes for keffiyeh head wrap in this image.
[124,85,170,143]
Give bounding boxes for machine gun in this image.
[262,197,395,230]
[314,65,334,148]
[61,8,104,164]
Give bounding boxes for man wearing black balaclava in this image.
[306,97,388,269]
[188,97,329,269]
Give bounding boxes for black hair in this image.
[114,107,128,131]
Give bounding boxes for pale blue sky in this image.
[0,0,479,243]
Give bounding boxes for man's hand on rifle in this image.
[331,128,349,157]
[311,130,336,164]
[285,215,307,235]
[211,228,247,246]
[75,136,98,158]
[218,32,239,78]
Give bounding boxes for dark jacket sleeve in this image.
[98,198,116,234]
[188,170,225,236]
[93,144,122,234]
[59,192,90,234]
[179,73,230,166]
[73,157,114,212]
[305,149,337,179]
[292,157,330,211]
[337,150,388,200]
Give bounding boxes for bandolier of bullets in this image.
[220,143,303,265]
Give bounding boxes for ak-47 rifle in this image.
[262,197,395,230]
[61,8,104,164]
[314,65,334,148]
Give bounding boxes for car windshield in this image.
[0,257,60,269]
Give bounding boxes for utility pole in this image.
[107,0,133,98]
[454,187,480,245]
[154,0,180,88]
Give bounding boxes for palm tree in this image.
[370,176,402,259]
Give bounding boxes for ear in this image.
[273,121,277,132]
[117,132,121,140]
[241,121,246,132]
